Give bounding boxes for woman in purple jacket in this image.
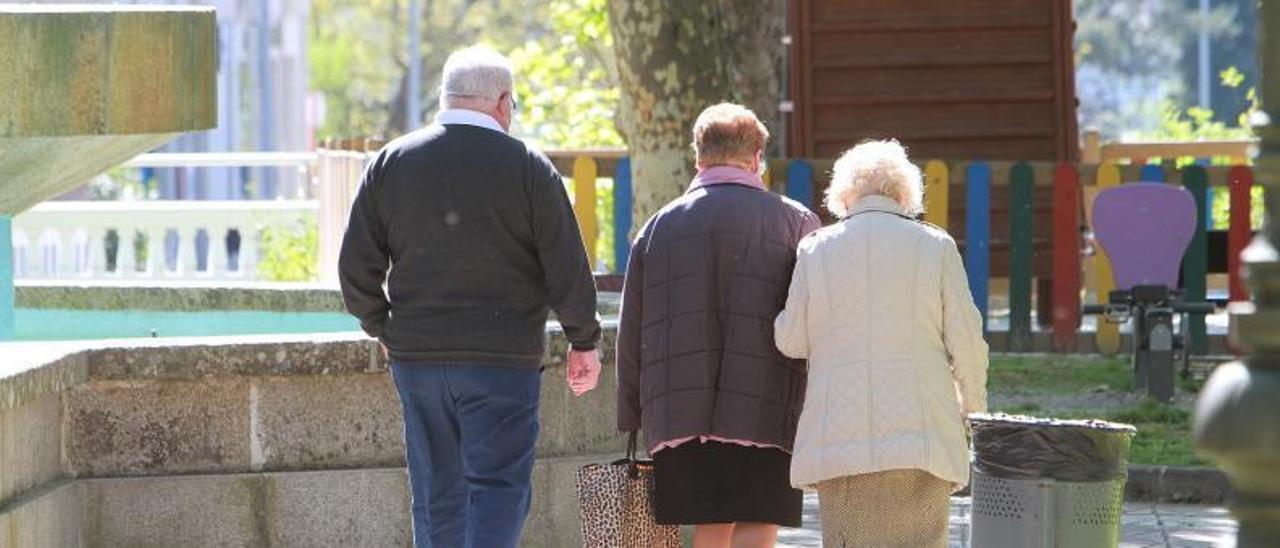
[615,103,821,548]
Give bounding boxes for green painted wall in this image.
[14,309,358,341]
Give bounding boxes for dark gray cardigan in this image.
[339,124,601,367]
[616,181,820,450]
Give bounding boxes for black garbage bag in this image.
[970,413,1137,483]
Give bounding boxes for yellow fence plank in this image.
[924,160,949,229]
[1090,162,1122,355]
[572,156,598,269]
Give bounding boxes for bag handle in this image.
[626,430,641,479]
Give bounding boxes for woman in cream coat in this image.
[774,140,988,547]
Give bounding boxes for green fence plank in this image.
[1008,162,1034,351]
[1181,165,1209,354]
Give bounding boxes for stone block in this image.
[255,374,404,470]
[524,452,623,548]
[1124,465,1233,504]
[0,7,217,214]
[1157,466,1232,504]
[1125,465,1160,502]
[0,394,62,505]
[0,480,84,548]
[263,468,410,546]
[83,474,263,547]
[0,348,88,413]
[65,378,251,476]
[86,336,381,381]
[15,284,347,313]
[537,328,629,458]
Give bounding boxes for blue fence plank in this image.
[1139,163,1165,183]
[1197,158,1214,226]
[965,161,991,332]
[613,157,633,273]
[786,160,814,209]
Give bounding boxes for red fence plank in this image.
[1228,165,1253,301]
[1052,163,1081,352]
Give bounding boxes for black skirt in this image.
[652,440,803,527]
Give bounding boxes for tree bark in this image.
[607,0,784,230]
[607,0,735,229]
[723,0,786,157]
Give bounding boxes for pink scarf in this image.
[688,165,766,191]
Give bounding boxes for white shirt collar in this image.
[435,109,506,133]
[848,195,908,216]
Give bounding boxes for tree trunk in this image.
[723,0,786,157]
[607,0,735,229]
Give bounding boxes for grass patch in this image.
[990,398,1208,467]
[1108,399,1209,466]
[990,354,1132,394]
[987,355,1209,467]
[1126,421,1208,466]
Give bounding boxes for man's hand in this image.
[567,348,601,396]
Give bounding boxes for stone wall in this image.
[0,323,623,547]
[15,282,621,316]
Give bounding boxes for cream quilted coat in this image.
[775,195,988,490]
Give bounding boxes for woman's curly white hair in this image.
[824,139,924,218]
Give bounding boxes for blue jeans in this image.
[390,362,541,548]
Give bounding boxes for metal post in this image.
[406,0,422,132]
[256,0,276,198]
[0,215,12,340]
[1193,1,1280,546]
[1198,0,1211,110]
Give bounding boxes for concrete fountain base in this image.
[0,327,622,547]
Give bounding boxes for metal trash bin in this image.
[969,414,1136,548]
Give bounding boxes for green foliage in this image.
[258,218,319,282]
[309,0,552,138]
[1074,0,1255,139]
[510,0,622,148]
[1141,66,1259,145]
[595,178,615,270]
[1209,185,1266,230]
[1219,66,1245,89]
[309,0,621,148]
[309,0,409,138]
[133,231,148,271]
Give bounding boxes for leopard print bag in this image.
[575,432,680,547]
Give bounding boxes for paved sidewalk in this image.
[777,494,1237,547]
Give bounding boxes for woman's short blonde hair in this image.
[691,103,769,167]
[824,139,923,218]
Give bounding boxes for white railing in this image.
[124,151,319,169]
[13,200,318,281]
[315,148,372,283]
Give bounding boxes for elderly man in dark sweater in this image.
[338,46,601,548]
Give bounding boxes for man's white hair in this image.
[824,139,924,218]
[439,46,514,109]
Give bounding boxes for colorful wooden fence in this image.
[532,151,1265,354]
[313,141,1258,354]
